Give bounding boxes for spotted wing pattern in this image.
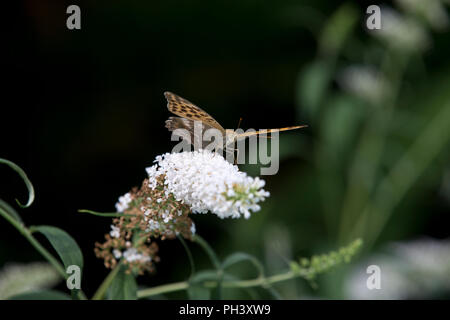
[164,91,225,133]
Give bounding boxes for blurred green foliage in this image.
[231,1,450,299]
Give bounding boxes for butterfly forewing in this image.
[164,92,225,133]
[164,92,307,149]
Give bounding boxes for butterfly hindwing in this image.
[165,116,218,149]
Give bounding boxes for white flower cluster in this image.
[123,248,152,263]
[109,225,120,238]
[115,192,132,212]
[337,65,388,103]
[372,8,429,52]
[145,150,269,219]
[112,248,151,263]
[396,0,449,30]
[142,206,178,233]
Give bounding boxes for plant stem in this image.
[136,270,297,299]
[78,209,132,217]
[177,235,195,277]
[193,234,221,270]
[193,234,224,298]
[137,281,189,298]
[0,207,87,300]
[92,261,123,300]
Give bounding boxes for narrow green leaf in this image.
[8,290,71,300]
[193,235,221,270]
[189,270,220,283]
[0,198,23,223]
[297,60,333,120]
[187,285,211,300]
[222,252,264,278]
[187,270,219,300]
[318,3,358,55]
[77,209,130,217]
[107,266,137,300]
[0,158,35,208]
[265,286,282,300]
[32,225,84,271]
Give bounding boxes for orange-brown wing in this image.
[164,92,225,133]
[235,125,307,139]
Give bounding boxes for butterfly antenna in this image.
[236,117,243,130]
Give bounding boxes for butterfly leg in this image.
[234,147,239,165]
[223,147,238,165]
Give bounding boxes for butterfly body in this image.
[164,91,306,149]
[225,129,240,147]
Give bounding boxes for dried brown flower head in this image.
[95,177,195,275]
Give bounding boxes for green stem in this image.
[92,261,123,300]
[177,235,195,277]
[78,209,131,217]
[0,207,87,300]
[193,234,221,270]
[193,234,223,298]
[137,281,189,298]
[137,270,297,299]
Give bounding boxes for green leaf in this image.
[107,266,138,300]
[77,209,130,217]
[222,252,264,279]
[0,198,23,223]
[189,270,220,284]
[318,3,358,55]
[187,285,211,300]
[0,158,35,208]
[8,290,71,300]
[265,286,282,300]
[193,235,221,270]
[221,272,261,300]
[187,270,219,300]
[321,94,365,163]
[297,60,333,120]
[31,225,84,271]
[220,253,265,300]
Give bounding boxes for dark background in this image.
[2,0,450,299]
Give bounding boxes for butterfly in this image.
[164,91,307,150]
